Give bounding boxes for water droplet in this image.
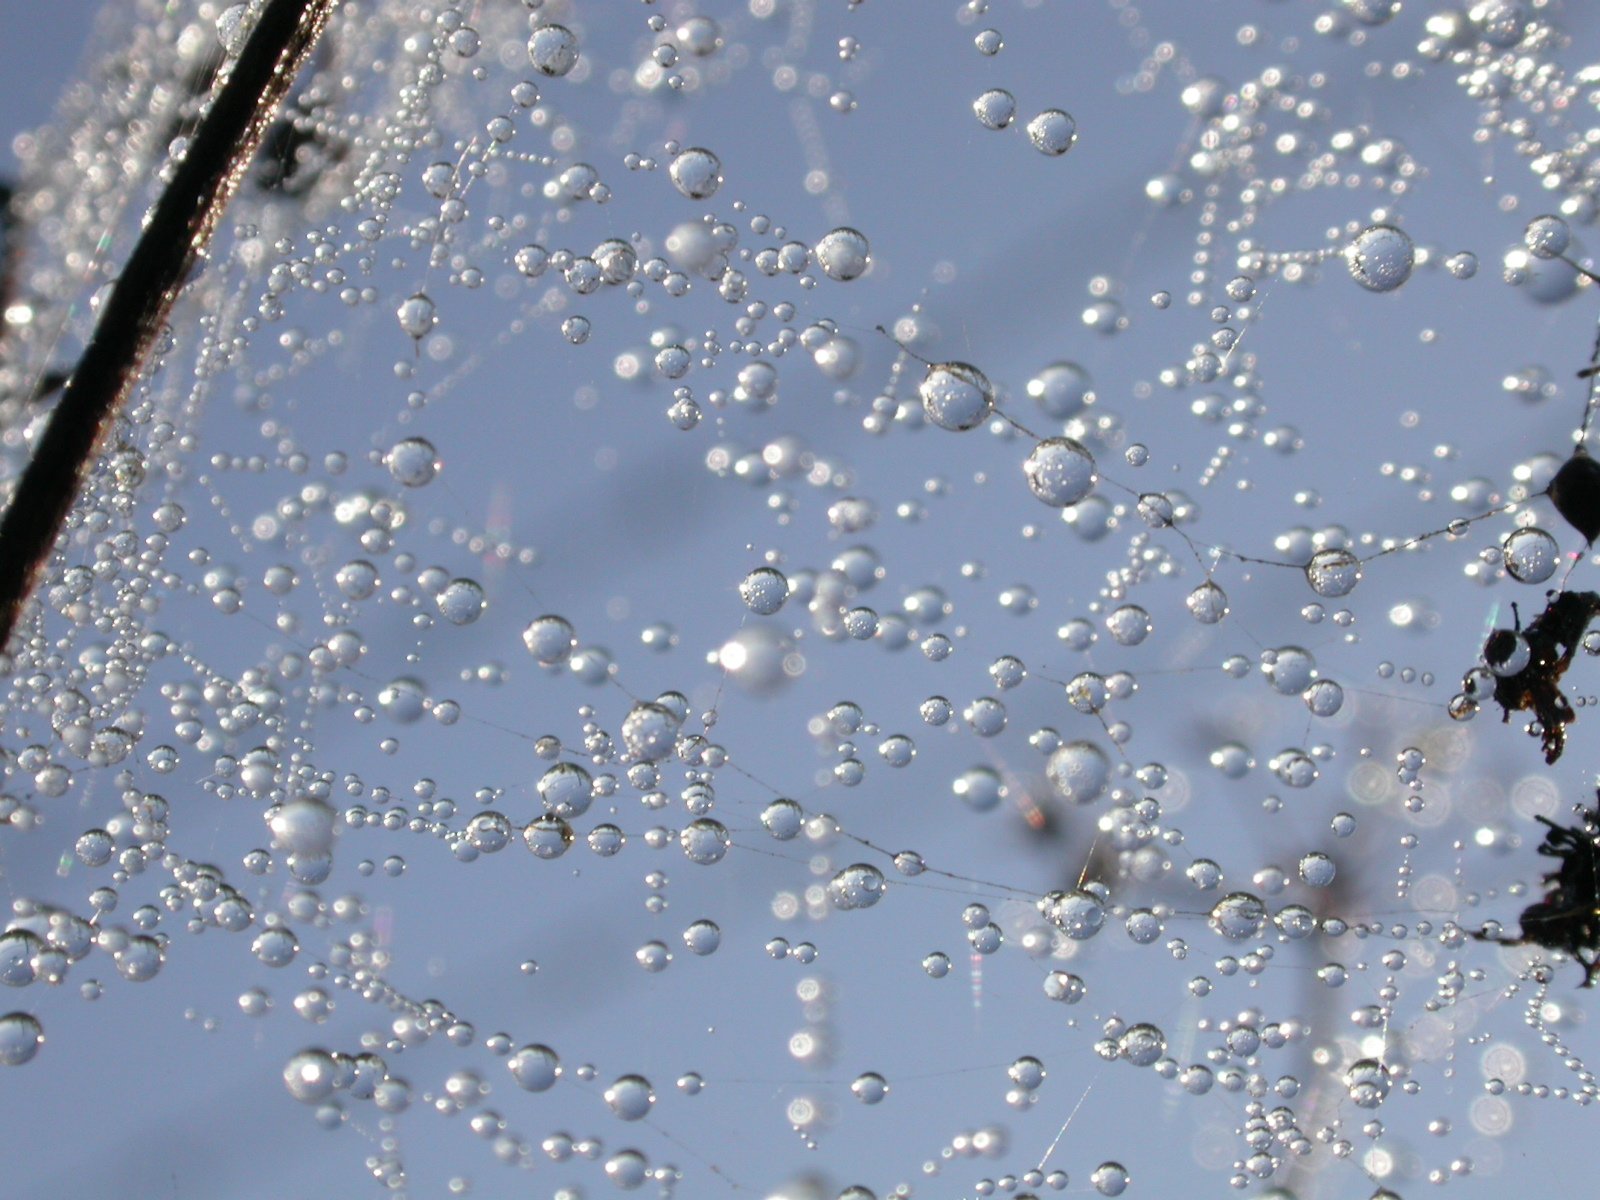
[1524,213,1570,259]
[527,24,580,76]
[680,818,730,865]
[1023,437,1097,506]
[1502,527,1559,583]
[683,919,721,955]
[669,147,723,200]
[739,566,790,614]
[1043,970,1087,1003]
[621,702,682,762]
[1345,1059,1392,1109]
[1346,224,1414,292]
[215,4,253,55]
[761,798,804,840]
[1046,740,1110,804]
[385,438,439,487]
[396,292,436,339]
[1026,361,1093,417]
[828,863,887,910]
[973,88,1017,129]
[1340,0,1401,25]
[1186,581,1230,624]
[1445,250,1478,279]
[604,1074,655,1120]
[919,362,995,431]
[1026,109,1078,155]
[1299,852,1337,887]
[1091,1162,1130,1196]
[522,615,577,665]
[436,578,485,625]
[851,1071,889,1103]
[1208,892,1267,940]
[1041,890,1106,940]
[1305,548,1361,597]
[815,227,871,281]
[509,1044,560,1091]
[1106,605,1152,646]
[1118,1023,1166,1066]
[522,816,574,859]
[1303,679,1344,717]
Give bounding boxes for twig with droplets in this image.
[0,0,341,654]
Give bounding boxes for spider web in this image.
[3,2,1600,1198]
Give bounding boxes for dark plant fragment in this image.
[1469,590,1600,764]
[1476,800,1600,987]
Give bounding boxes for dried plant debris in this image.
[1477,802,1600,987]
[1465,590,1600,764]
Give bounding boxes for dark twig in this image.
[0,0,340,650]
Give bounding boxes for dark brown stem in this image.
[0,0,340,651]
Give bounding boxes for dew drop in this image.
[1026,361,1094,417]
[1502,527,1559,583]
[973,88,1017,129]
[283,1049,338,1102]
[1045,740,1110,804]
[1026,109,1078,155]
[1346,224,1414,292]
[1091,1162,1130,1196]
[1023,437,1098,506]
[522,816,574,859]
[1299,852,1337,887]
[1305,548,1361,597]
[761,798,804,840]
[1118,1023,1166,1066]
[1524,214,1571,260]
[527,24,580,76]
[1345,1058,1392,1109]
[385,438,439,487]
[509,1044,560,1091]
[1186,581,1229,624]
[522,615,577,665]
[851,1071,889,1103]
[396,292,436,339]
[814,227,871,281]
[1208,892,1267,940]
[436,578,485,625]
[1303,679,1344,717]
[739,566,790,614]
[621,702,682,763]
[680,818,730,865]
[827,863,887,910]
[919,362,995,431]
[604,1074,655,1120]
[683,919,721,955]
[1041,889,1106,940]
[669,147,723,200]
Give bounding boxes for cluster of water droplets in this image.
[11,1,1600,1198]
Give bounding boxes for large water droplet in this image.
[919,362,995,431]
[527,24,580,76]
[669,147,723,199]
[1346,224,1414,292]
[814,227,871,281]
[1305,548,1361,597]
[1026,109,1078,155]
[1502,526,1559,583]
[828,863,887,910]
[1023,437,1098,506]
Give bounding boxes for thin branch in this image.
[0,0,341,651]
